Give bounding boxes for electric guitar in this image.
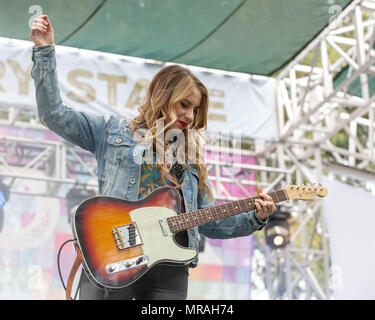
[72,184,328,289]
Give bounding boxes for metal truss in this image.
[0,119,98,198]
[252,0,375,300]
[206,134,330,300]
[1,0,374,300]
[275,0,375,170]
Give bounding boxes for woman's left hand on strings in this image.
[254,185,276,221]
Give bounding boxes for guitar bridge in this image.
[113,223,142,250]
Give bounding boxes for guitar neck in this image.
[167,189,288,233]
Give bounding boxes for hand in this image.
[30,14,54,46]
[254,185,276,221]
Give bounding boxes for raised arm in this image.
[30,15,105,154]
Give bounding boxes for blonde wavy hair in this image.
[130,64,213,201]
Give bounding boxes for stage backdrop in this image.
[0,36,277,141]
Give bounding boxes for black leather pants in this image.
[78,263,189,300]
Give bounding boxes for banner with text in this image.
[0,37,277,141]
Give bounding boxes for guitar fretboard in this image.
[166,189,288,233]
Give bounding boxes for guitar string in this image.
[175,190,287,230]
[167,190,288,232]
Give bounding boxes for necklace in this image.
[170,162,186,184]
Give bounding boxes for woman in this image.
[30,15,276,300]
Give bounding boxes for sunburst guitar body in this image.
[72,187,194,289]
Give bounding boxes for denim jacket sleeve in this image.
[197,178,267,239]
[31,44,105,154]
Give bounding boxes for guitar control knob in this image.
[106,265,116,273]
[136,257,143,265]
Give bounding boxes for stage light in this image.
[265,206,290,250]
[273,234,285,247]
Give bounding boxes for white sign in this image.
[0,37,277,140]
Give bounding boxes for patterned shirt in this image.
[138,151,185,213]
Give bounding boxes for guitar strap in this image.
[66,247,83,300]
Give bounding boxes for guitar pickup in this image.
[113,223,142,250]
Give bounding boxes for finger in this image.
[259,199,273,210]
[37,15,49,27]
[32,26,47,33]
[254,202,263,214]
[258,189,273,201]
[44,15,52,24]
[256,185,263,195]
[266,203,276,215]
[31,26,46,34]
[32,20,43,28]
[34,22,47,30]
[254,202,267,220]
[34,17,48,25]
[44,17,53,31]
[266,204,273,213]
[259,193,273,202]
[255,198,266,207]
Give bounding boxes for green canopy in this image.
[1,0,353,75]
[333,64,375,97]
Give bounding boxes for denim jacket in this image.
[31,44,266,267]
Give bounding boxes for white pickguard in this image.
[129,207,197,266]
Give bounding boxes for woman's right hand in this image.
[30,15,54,46]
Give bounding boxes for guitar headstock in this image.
[285,184,328,200]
